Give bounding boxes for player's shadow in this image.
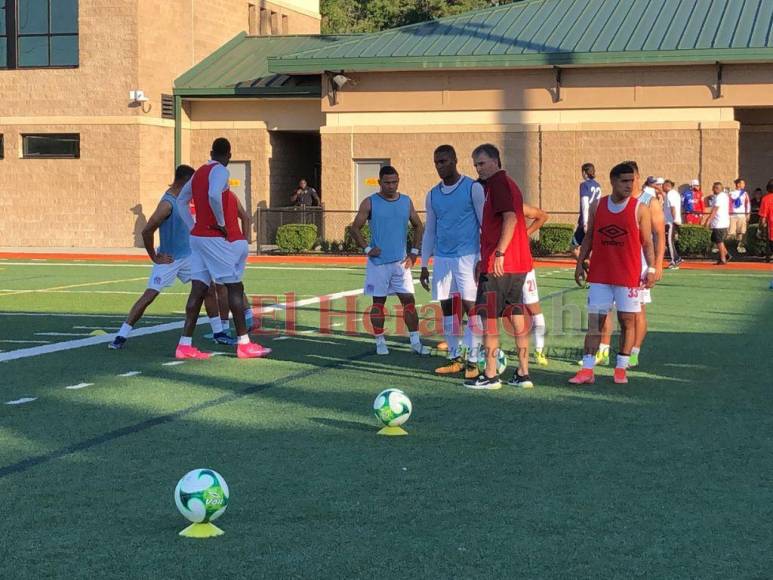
[130,204,147,248]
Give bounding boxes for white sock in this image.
[409,331,421,346]
[599,343,610,354]
[582,354,596,369]
[442,316,461,358]
[118,323,132,339]
[466,316,482,363]
[375,333,386,344]
[179,336,192,347]
[532,313,546,352]
[221,318,230,332]
[209,317,223,334]
[237,334,250,345]
[616,354,630,369]
[631,347,641,356]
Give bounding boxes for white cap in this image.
[690,179,700,186]
[655,177,665,185]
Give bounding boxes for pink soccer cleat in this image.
[175,345,213,360]
[236,342,272,359]
[569,368,595,385]
[613,368,629,384]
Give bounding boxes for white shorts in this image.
[190,236,249,285]
[587,283,642,314]
[147,256,191,292]
[431,254,478,302]
[364,260,414,297]
[522,269,540,305]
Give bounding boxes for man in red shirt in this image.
[759,180,773,282]
[570,162,657,385]
[684,180,706,225]
[465,144,534,390]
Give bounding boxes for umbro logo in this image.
[598,225,627,240]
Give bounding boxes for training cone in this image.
[90,329,107,336]
[179,522,225,538]
[378,425,408,436]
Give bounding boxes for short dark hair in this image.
[174,164,195,182]
[766,179,773,193]
[434,144,457,159]
[621,160,639,174]
[664,179,675,186]
[472,143,501,163]
[610,163,636,179]
[581,163,595,178]
[211,137,231,156]
[713,181,723,188]
[754,187,762,192]
[379,165,398,179]
[734,178,744,186]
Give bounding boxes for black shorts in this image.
[571,225,585,247]
[475,272,527,318]
[711,228,728,244]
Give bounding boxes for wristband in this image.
[364,246,372,255]
[410,248,420,256]
[647,267,657,274]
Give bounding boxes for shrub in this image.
[535,223,574,256]
[676,224,711,256]
[744,224,768,256]
[275,224,318,253]
[343,224,370,252]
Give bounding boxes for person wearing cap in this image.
[684,179,705,225]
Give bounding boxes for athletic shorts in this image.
[147,256,191,291]
[364,260,414,297]
[571,225,585,247]
[522,269,540,305]
[587,283,642,314]
[475,272,527,319]
[431,254,478,302]
[190,236,249,285]
[728,215,747,236]
[711,228,728,244]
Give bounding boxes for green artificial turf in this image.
[1,260,771,578]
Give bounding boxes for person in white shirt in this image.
[728,178,750,253]
[707,181,731,265]
[663,179,683,268]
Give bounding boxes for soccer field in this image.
[1,258,771,578]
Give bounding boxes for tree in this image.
[321,0,507,34]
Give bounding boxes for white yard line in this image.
[161,361,185,367]
[0,276,147,298]
[0,312,176,319]
[0,339,51,344]
[35,332,93,337]
[0,262,360,272]
[65,383,94,390]
[0,286,365,363]
[118,371,142,377]
[5,397,37,405]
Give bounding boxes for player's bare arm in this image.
[142,200,174,264]
[575,199,598,286]
[236,198,252,245]
[638,203,656,289]
[404,200,424,270]
[523,204,549,237]
[351,198,379,257]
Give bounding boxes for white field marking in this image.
[0,290,188,296]
[65,382,94,390]
[0,262,360,272]
[0,286,364,363]
[35,332,92,337]
[72,326,120,330]
[273,336,291,341]
[0,276,147,298]
[6,397,37,405]
[332,322,343,327]
[162,361,185,367]
[118,371,142,377]
[0,339,50,344]
[0,312,177,320]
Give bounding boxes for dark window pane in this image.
[51,34,77,65]
[19,0,49,34]
[0,134,4,160]
[18,35,48,66]
[0,38,6,68]
[0,3,6,35]
[23,134,80,158]
[51,0,78,34]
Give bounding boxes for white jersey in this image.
[710,192,730,229]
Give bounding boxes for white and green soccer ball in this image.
[478,348,508,375]
[373,388,412,427]
[174,468,229,524]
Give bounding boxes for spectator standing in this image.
[571,163,602,259]
[663,179,682,268]
[728,178,750,253]
[684,179,705,225]
[707,182,731,265]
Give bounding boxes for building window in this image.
[1,0,79,69]
[259,8,269,35]
[270,11,279,35]
[248,3,258,35]
[22,133,80,158]
[0,134,4,159]
[282,14,288,35]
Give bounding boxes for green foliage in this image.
[676,224,711,256]
[276,224,318,253]
[534,223,574,256]
[744,224,768,256]
[321,0,505,33]
[343,223,370,252]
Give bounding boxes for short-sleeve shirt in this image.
[294,187,318,206]
[759,194,773,241]
[710,192,730,229]
[665,190,682,225]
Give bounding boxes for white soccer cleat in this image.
[376,342,389,355]
[411,343,431,356]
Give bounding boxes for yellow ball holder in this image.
[378,425,408,436]
[179,522,225,538]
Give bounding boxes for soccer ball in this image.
[478,348,508,375]
[373,389,412,427]
[174,468,229,524]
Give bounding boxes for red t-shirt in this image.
[760,193,773,241]
[480,170,533,274]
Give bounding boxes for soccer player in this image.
[419,145,484,377]
[350,165,429,356]
[175,137,270,359]
[464,144,534,390]
[707,182,731,265]
[571,163,602,260]
[663,179,683,268]
[569,162,656,386]
[109,165,234,349]
[759,180,773,286]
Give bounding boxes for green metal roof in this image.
[174,33,359,96]
[268,0,773,73]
